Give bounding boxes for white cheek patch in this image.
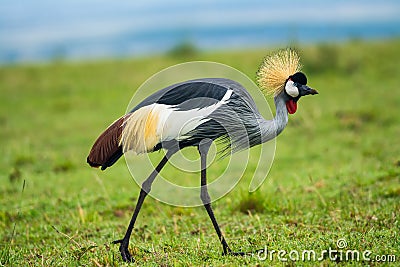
[285,80,299,97]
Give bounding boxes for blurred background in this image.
[1,1,400,265]
[1,0,399,63]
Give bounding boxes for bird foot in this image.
[228,251,246,256]
[112,238,134,263]
[222,250,245,256]
[223,247,265,257]
[222,246,245,256]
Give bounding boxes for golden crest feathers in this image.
[257,48,302,96]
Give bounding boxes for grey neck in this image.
[259,93,288,143]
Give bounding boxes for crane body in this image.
[87,50,318,262]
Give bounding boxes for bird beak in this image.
[301,85,318,96]
[309,88,318,95]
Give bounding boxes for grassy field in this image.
[1,39,399,266]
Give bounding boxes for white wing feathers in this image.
[120,89,233,154]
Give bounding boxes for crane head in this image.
[256,48,318,114]
[284,72,318,114]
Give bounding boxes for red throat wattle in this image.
[286,100,297,114]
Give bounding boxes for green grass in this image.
[1,39,399,266]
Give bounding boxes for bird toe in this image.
[120,244,134,262]
[112,238,134,262]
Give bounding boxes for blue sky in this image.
[1,0,399,62]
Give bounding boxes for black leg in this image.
[113,149,176,262]
[198,140,244,256]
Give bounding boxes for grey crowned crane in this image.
[87,49,318,262]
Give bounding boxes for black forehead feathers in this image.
[289,72,307,85]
